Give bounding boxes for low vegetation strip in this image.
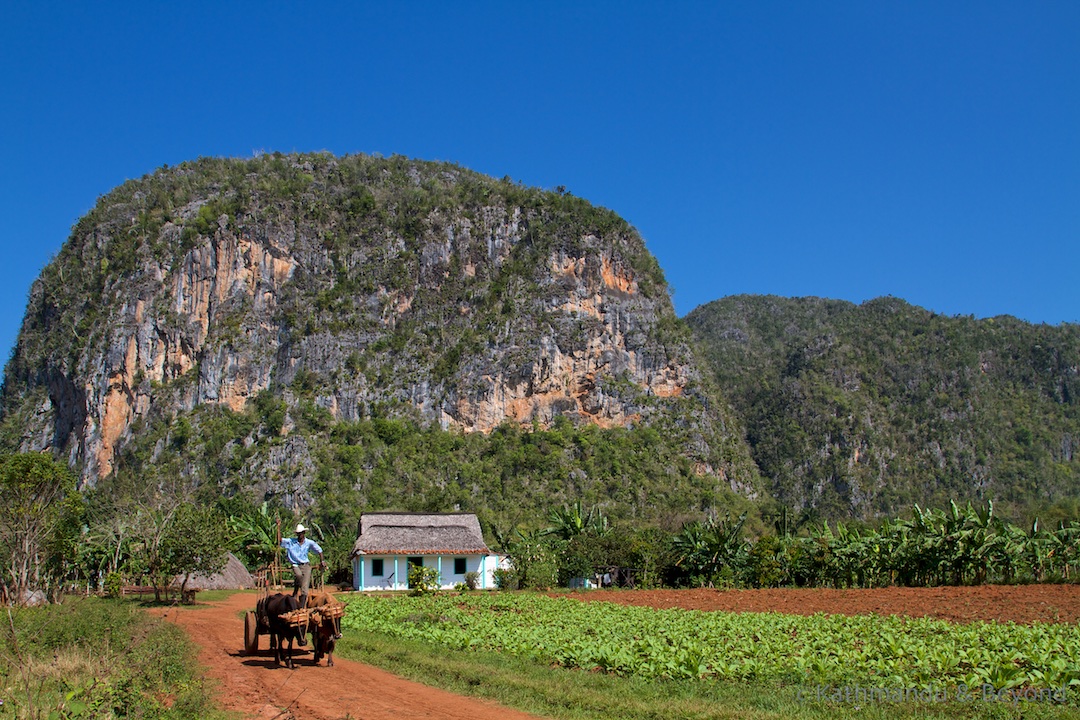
[340,593,1080,693]
[0,597,226,719]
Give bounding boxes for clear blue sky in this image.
[2,2,1077,377]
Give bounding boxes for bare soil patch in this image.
[557,584,1080,624]
[165,592,543,720]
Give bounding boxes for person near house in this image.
[280,523,324,609]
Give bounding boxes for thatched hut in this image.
[177,552,254,590]
[349,512,506,591]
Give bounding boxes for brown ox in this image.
[305,591,345,666]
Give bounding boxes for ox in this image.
[305,591,344,667]
[258,592,305,669]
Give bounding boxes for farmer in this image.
[280,523,324,609]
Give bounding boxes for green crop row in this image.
[341,593,1080,694]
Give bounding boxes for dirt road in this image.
[167,592,544,720]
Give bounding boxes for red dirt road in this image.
[557,583,1080,624]
[167,592,544,720]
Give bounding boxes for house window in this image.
[454,558,467,575]
[371,558,384,577]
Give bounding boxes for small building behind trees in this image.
[350,512,505,591]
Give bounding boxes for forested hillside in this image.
[687,295,1080,521]
[0,152,758,533]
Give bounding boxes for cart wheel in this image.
[244,611,259,655]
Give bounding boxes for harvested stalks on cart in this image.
[278,609,311,627]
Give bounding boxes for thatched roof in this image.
[177,552,254,590]
[352,512,490,556]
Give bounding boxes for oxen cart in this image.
[243,563,345,667]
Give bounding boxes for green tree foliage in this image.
[505,529,561,590]
[687,295,1080,521]
[662,499,1080,590]
[544,501,610,541]
[73,468,230,601]
[539,501,612,585]
[0,452,82,602]
[129,503,228,601]
[228,501,284,568]
[671,513,748,587]
[166,504,230,597]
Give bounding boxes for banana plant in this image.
[672,513,747,585]
[544,501,610,540]
[227,501,283,568]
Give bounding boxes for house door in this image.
[407,557,423,588]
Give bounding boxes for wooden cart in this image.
[243,561,295,655]
[243,561,331,655]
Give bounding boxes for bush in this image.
[103,571,123,598]
[493,567,518,591]
[463,571,480,590]
[408,564,440,595]
[521,557,560,591]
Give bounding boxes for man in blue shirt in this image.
[281,523,324,609]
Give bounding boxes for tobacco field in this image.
[341,593,1080,693]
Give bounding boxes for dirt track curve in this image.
[167,592,544,720]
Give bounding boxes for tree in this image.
[544,501,609,541]
[168,505,230,598]
[131,502,228,601]
[0,453,81,603]
[506,528,560,590]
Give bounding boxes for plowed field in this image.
[556,583,1080,624]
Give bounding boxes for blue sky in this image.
[2,2,1077,376]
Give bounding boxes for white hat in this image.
[295,523,307,534]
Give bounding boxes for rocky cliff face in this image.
[1,153,756,508]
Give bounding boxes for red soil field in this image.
[556,584,1080,624]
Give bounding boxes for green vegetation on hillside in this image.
[687,295,1080,521]
[2,445,1077,597]
[0,151,757,528]
[2,152,1078,539]
[102,409,751,549]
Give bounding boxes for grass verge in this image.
[338,629,1080,720]
[1,596,233,719]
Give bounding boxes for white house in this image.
[350,512,506,591]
